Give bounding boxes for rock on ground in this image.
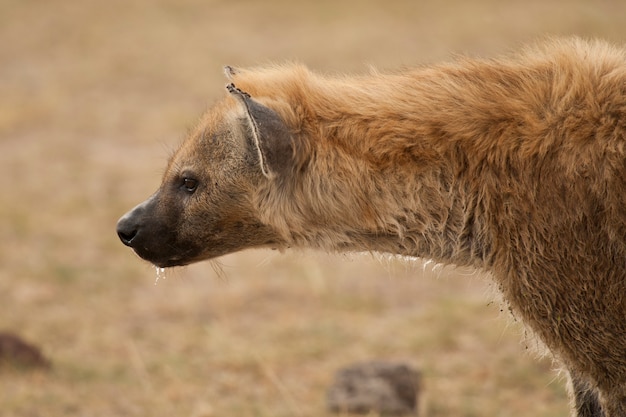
[0,332,50,370]
[327,360,421,415]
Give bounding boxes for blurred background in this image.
[1,1,625,416]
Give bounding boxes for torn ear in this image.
[227,83,294,179]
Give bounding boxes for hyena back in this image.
[117,38,626,416]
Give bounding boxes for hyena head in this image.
[116,77,296,268]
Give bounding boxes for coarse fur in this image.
[117,37,626,416]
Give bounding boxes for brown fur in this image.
[117,38,626,416]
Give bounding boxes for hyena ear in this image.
[227,83,293,179]
[223,65,238,80]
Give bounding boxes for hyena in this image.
[117,38,626,416]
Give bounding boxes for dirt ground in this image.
[1,1,625,416]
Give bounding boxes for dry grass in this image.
[1,0,625,415]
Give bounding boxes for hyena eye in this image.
[181,178,198,193]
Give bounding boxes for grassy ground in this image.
[1,1,625,416]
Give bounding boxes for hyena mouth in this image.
[155,255,190,268]
[131,248,196,269]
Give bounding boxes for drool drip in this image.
[154,266,166,285]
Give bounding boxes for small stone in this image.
[327,360,421,415]
[0,332,50,370]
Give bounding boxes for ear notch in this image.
[227,83,294,179]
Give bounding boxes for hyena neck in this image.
[253,63,517,268]
[261,152,489,269]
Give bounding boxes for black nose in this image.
[117,226,137,246]
[117,219,138,247]
[117,196,155,249]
